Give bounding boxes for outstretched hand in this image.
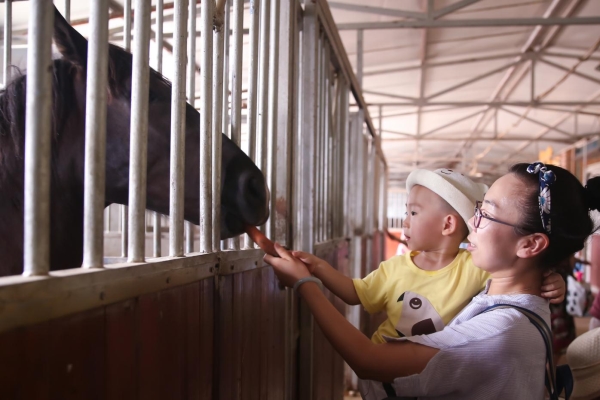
[291,251,328,274]
[264,243,312,288]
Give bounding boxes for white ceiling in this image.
[330,0,600,188]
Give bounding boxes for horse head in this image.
[52,7,269,240]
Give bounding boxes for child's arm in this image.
[265,244,438,381]
[540,271,566,304]
[291,251,361,306]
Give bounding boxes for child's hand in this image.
[264,243,311,288]
[291,251,329,274]
[541,271,566,304]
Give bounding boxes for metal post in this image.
[64,0,70,23]
[199,0,214,253]
[23,0,54,276]
[266,0,280,239]
[127,0,151,262]
[212,1,226,252]
[222,1,231,250]
[83,0,109,269]
[315,36,323,243]
[245,0,260,249]
[3,0,12,86]
[230,0,244,250]
[169,0,188,258]
[186,0,197,254]
[121,0,132,257]
[153,0,164,258]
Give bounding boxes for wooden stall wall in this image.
[0,266,290,400]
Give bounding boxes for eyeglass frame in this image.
[473,201,531,232]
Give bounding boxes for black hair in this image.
[509,163,600,270]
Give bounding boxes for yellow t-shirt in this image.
[353,249,489,344]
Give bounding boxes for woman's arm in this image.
[265,244,439,382]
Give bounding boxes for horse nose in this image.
[238,171,270,225]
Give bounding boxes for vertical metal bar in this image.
[230,0,244,250]
[64,0,70,23]
[314,35,322,243]
[127,0,151,262]
[222,2,231,250]
[212,2,225,252]
[83,0,109,269]
[186,0,197,254]
[266,0,280,239]
[169,0,188,257]
[256,0,270,179]
[199,0,214,253]
[298,5,318,397]
[3,0,12,86]
[121,0,132,257]
[340,79,349,238]
[357,29,363,87]
[245,0,260,249]
[124,0,132,52]
[153,0,164,258]
[23,0,54,276]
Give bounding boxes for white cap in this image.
[406,168,488,231]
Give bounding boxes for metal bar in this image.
[127,0,151,262]
[199,0,214,253]
[229,0,244,250]
[362,90,417,102]
[124,0,132,51]
[3,0,11,85]
[83,0,109,269]
[420,109,483,137]
[426,61,520,100]
[336,16,600,30]
[363,51,522,76]
[185,224,194,253]
[356,29,363,87]
[367,101,600,107]
[539,56,600,87]
[315,35,323,242]
[169,0,188,257]
[432,0,481,19]
[244,0,260,249]
[23,0,54,276]
[64,0,70,23]
[256,0,270,175]
[266,0,279,239]
[212,3,225,252]
[121,0,132,258]
[152,0,164,258]
[499,106,573,137]
[186,0,197,254]
[327,1,427,20]
[222,1,231,251]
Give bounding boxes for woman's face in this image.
[466,173,529,274]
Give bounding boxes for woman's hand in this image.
[541,270,566,304]
[264,243,311,288]
[291,251,329,275]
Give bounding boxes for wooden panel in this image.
[197,279,214,399]
[239,269,261,400]
[0,322,50,399]
[270,267,286,400]
[106,299,137,400]
[47,308,106,400]
[157,286,186,399]
[217,274,235,400]
[138,292,161,400]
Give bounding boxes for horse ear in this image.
[53,5,88,67]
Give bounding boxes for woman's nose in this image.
[467,215,476,231]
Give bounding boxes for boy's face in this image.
[404,185,455,251]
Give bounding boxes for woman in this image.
[265,163,600,399]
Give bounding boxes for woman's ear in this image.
[516,233,549,259]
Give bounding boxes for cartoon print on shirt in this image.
[394,291,445,337]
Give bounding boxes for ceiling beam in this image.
[432,0,482,19]
[327,2,427,20]
[368,101,600,107]
[337,16,600,30]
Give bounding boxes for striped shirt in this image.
[358,282,550,400]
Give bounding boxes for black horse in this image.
[0,8,269,277]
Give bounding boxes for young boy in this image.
[294,168,565,343]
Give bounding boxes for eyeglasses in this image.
[473,201,527,231]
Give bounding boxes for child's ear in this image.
[516,233,549,259]
[441,214,460,236]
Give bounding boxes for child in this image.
[294,168,565,343]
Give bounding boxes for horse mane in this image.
[0,59,77,173]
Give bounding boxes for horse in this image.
[0,7,269,277]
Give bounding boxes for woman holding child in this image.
[265,162,600,399]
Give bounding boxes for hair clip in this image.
[526,162,556,234]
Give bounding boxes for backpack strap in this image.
[478,304,572,400]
